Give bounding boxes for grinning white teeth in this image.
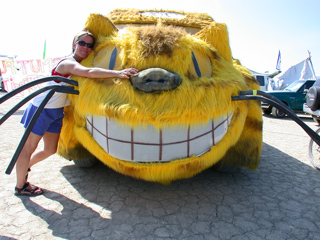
[86,113,233,163]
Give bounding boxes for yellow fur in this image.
[108,9,214,30]
[58,10,263,184]
[195,23,233,63]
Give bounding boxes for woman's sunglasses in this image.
[76,40,94,49]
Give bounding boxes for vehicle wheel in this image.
[73,158,98,168]
[308,128,320,170]
[312,115,320,125]
[271,106,286,118]
[213,161,240,173]
[262,109,271,115]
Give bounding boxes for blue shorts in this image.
[21,104,64,136]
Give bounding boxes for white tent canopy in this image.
[271,58,317,90]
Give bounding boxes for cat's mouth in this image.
[86,113,233,162]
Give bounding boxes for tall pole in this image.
[308,50,317,80]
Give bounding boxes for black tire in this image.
[271,106,286,118]
[73,158,98,168]
[309,128,320,170]
[307,86,320,110]
[213,161,240,173]
[262,109,271,115]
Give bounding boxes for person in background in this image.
[0,69,5,91]
[15,30,138,196]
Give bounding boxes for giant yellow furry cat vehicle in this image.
[58,9,263,184]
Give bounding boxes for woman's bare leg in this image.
[16,132,42,189]
[29,132,60,168]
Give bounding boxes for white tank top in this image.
[32,57,75,108]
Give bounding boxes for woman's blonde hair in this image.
[72,30,95,52]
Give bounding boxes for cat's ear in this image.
[196,22,232,63]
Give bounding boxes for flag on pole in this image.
[276,50,281,71]
[43,40,46,59]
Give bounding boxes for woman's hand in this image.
[117,68,138,79]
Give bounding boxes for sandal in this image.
[24,169,39,190]
[15,182,43,196]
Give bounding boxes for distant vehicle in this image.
[255,75,270,91]
[303,78,320,124]
[304,104,320,124]
[261,79,316,117]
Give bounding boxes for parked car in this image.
[303,78,320,124]
[254,75,270,91]
[261,79,316,117]
[303,104,320,124]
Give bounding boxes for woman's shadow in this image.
[19,188,112,239]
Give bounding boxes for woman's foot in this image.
[15,182,43,196]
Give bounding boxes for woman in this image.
[15,30,138,196]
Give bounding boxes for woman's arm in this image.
[56,60,138,79]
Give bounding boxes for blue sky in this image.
[1,0,320,75]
